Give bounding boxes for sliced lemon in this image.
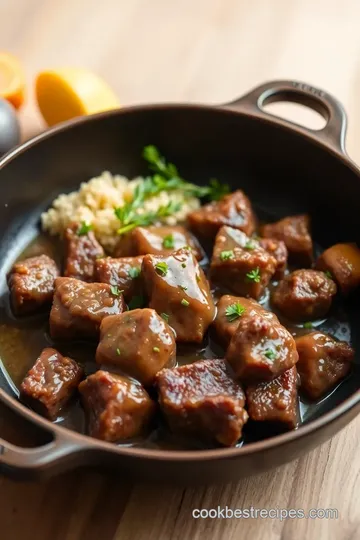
[0,52,26,109]
[36,68,120,126]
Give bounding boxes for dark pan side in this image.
[0,80,360,484]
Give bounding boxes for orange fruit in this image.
[0,52,26,109]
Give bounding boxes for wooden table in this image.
[1,0,360,538]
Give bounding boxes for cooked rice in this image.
[41,171,200,252]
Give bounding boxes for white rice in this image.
[41,171,200,252]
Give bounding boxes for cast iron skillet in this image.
[0,80,360,484]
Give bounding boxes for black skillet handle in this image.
[223,80,347,154]
[0,390,91,479]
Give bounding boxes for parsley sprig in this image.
[225,302,246,322]
[115,146,229,235]
[246,267,261,283]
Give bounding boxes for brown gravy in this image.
[0,233,352,450]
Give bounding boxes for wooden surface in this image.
[1,0,360,538]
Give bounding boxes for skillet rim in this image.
[0,102,360,462]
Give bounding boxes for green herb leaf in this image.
[162,234,175,249]
[181,262,186,268]
[127,295,145,310]
[303,321,313,329]
[181,298,190,307]
[220,250,234,261]
[153,346,160,353]
[225,302,246,322]
[116,348,121,356]
[246,267,261,283]
[110,285,123,296]
[161,312,169,323]
[77,221,93,236]
[325,270,333,279]
[264,349,276,360]
[128,267,141,279]
[155,261,169,276]
[245,241,255,250]
[179,285,188,291]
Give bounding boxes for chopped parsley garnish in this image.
[77,221,93,236]
[325,270,333,279]
[303,321,313,329]
[264,349,276,360]
[220,250,235,261]
[127,295,145,310]
[128,267,141,279]
[110,285,123,296]
[155,261,169,276]
[153,346,160,353]
[162,234,175,249]
[181,262,186,268]
[246,267,261,283]
[225,302,246,322]
[161,312,169,323]
[181,298,190,307]
[116,348,121,356]
[245,241,255,250]
[179,285,188,291]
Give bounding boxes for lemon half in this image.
[36,68,120,126]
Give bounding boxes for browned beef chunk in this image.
[187,190,256,240]
[246,366,298,429]
[95,255,144,301]
[210,226,276,299]
[142,247,215,343]
[96,308,176,385]
[258,237,288,279]
[50,277,125,340]
[212,295,269,348]
[114,225,204,261]
[64,224,104,282]
[156,359,248,446]
[79,370,155,442]
[272,270,337,321]
[8,254,59,315]
[261,214,313,265]
[295,332,353,400]
[20,347,83,419]
[226,310,298,383]
[316,243,360,295]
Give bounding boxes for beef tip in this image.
[187,190,256,240]
[212,294,271,348]
[8,254,59,315]
[210,226,277,299]
[246,366,298,430]
[295,332,353,400]
[272,269,337,321]
[226,310,298,382]
[258,237,288,279]
[142,247,215,343]
[114,225,204,261]
[20,347,83,419]
[95,255,144,301]
[156,359,248,447]
[64,224,104,282]
[96,308,176,386]
[79,370,155,442]
[261,214,313,265]
[50,277,125,340]
[316,243,360,295]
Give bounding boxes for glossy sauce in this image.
[0,232,353,450]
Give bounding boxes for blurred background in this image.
[1,0,360,158]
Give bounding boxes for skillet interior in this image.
[0,105,360,469]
